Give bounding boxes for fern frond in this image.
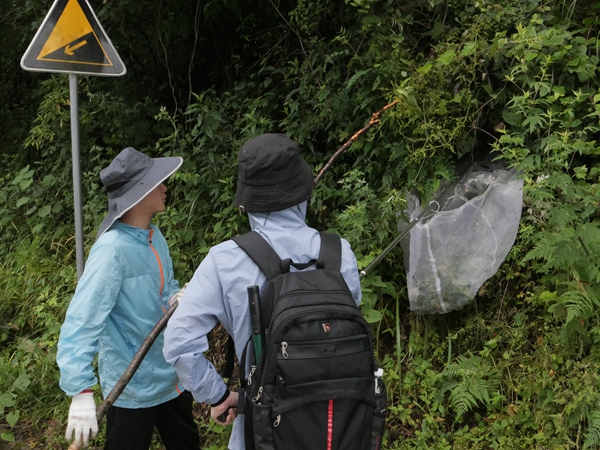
[469,378,492,404]
[583,411,600,449]
[565,398,590,429]
[443,354,482,377]
[561,285,593,323]
[442,354,497,422]
[346,69,372,90]
[449,384,477,420]
[522,234,556,264]
[578,224,600,255]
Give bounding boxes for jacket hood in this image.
[248,201,307,231]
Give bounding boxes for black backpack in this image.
[232,231,387,450]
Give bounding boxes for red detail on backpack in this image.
[327,399,334,450]
[322,323,331,333]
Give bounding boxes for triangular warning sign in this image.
[21,0,126,76]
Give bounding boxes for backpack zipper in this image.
[271,306,367,342]
[248,366,257,385]
[283,334,368,347]
[252,386,263,403]
[278,334,369,360]
[277,333,369,360]
[265,290,358,336]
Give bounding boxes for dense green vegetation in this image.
[1,0,600,448]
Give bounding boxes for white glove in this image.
[169,282,189,308]
[65,392,98,447]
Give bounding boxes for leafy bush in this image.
[2,0,600,448]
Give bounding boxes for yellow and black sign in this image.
[21,0,126,76]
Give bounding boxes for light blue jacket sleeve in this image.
[163,251,180,305]
[341,237,362,306]
[56,242,123,396]
[165,265,180,303]
[163,251,228,405]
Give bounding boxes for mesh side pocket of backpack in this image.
[399,167,523,314]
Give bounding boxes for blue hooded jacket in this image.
[57,221,183,408]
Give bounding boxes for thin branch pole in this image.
[313,100,398,185]
[98,304,179,419]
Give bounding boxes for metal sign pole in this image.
[69,73,85,279]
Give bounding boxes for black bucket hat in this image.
[235,134,313,213]
[96,147,183,240]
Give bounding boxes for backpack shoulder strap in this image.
[317,232,342,271]
[234,231,343,276]
[233,231,283,280]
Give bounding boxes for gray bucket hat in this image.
[235,134,313,213]
[96,147,183,240]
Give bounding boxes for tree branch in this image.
[313,100,398,185]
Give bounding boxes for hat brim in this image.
[235,161,313,213]
[96,156,183,240]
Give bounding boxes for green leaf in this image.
[544,33,565,46]
[16,197,29,207]
[460,41,477,56]
[362,276,388,288]
[17,165,31,176]
[525,51,538,61]
[6,410,19,427]
[38,205,51,218]
[566,55,581,68]
[539,291,558,302]
[1,431,14,442]
[573,166,588,180]
[347,69,371,89]
[362,308,383,323]
[437,49,456,65]
[18,178,33,190]
[13,374,30,391]
[417,63,432,74]
[522,114,546,133]
[502,109,522,126]
[51,202,63,213]
[0,393,15,407]
[42,174,54,187]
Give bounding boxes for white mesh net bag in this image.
[399,164,523,314]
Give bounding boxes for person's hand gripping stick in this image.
[65,390,98,448]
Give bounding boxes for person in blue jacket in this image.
[56,147,199,450]
[162,133,362,450]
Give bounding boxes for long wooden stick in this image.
[67,304,179,450]
[313,100,398,185]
